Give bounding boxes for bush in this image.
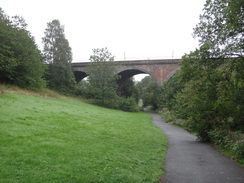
[157,71,182,111]
[233,141,244,159]
[208,129,244,160]
[118,97,139,112]
[208,129,232,149]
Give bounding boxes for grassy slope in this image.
[0,92,167,183]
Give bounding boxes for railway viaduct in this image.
[72,59,181,86]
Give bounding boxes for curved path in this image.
[146,110,244,183]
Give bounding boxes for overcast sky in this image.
[1,0,206,62]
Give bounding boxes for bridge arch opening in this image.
[117,68,158,93]
[117,69,157,86]
[73,59,181,86]
[74,71,88,83]
[134,73,150,82]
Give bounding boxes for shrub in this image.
[233,140,244,159]
[209,129,244,160]
[118,97,139,112]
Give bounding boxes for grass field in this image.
[0,90,167,183]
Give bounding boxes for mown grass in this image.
[0,90,167,183]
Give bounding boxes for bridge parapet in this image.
[116,59,181,65]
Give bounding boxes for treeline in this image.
[146,0,244,160]
[0,8,146,112]
[0,8,76,93]
[0,8,45,88]
[160,55,244,136]
[0,8,140,111]
[156,55,243,153]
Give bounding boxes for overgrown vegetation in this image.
[136,76,158,109]
[119,78,140,104]
[0,88,167,182]
[75,48,140,112]
[0,8,46,89]
[85,48,119,108]
[0,8,77,94]
[154,0,244,164]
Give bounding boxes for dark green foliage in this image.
[119,78,140,104]
[143,88,157,109]
[170,52,244,141]
[80,48,140,111]
[194,0,244,56]
[157,72,182,111]
[156,0,244,144]
[86,48,119,108]
[0,8,46,88]
[137,76,154,97]
[208,130,244,160]
[174,0,244,140]
[136,76,158,109]
[75,80,90,97]
[42,19,76,94]
[118,97,139,112]
[45,63,76,94]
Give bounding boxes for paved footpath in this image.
[146,110,244,183]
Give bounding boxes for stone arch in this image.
[165,68,180,81]
[72,59,181,86]
[117,68,157,87]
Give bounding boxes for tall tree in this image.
[42,19,76,93]
[175,0,244,140]
[86,48,119,107]
[0,8,45,88]
[119,78,140,103]
[193,0,243,56]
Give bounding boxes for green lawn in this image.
[0,93,167,183]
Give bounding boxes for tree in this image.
[0,8,46,88]
[86,48,119,107]
[119,78,140,103]
[193,0,243,56]
[75,80,90,98]
[157,71,182,111]
[175,0,244,140]
[42,19,76,93]
[136,76,158,109]
[136,76,154,98]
